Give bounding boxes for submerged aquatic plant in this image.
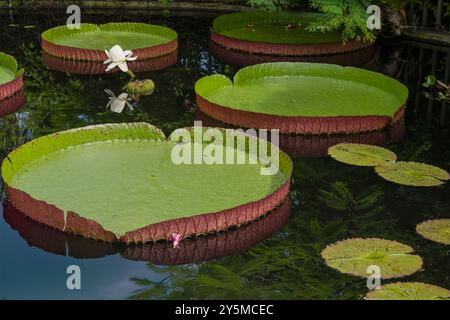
[104,89,134,113]
[103,45,137,73]
[365,282,450,300]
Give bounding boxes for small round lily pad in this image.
[416,219,450,245]
[328,143,397,167]
[375,161,450,187]
[321,238,423,279]
[365,282,450,300]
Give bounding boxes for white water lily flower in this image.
[105,89,133,113]
[103,45,137,72]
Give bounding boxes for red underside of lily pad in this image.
[0,89,26,117]
[7,180,290,244]
[41,38,178,62]
[42,51,178,74]
[210,31,373,57]
[123,199,292,265]
[196,110,406,158]
[196,94,405,135]
[0,74,24,101]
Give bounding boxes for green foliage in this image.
[245,0,376,42]
[307,0,376,43]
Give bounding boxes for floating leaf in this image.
[328,143,397,167]
[321,238,423,279]
[365,282,450,300]
[375,161,449,187]
[416,219,450,245]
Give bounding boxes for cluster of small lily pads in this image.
[422,75,450,103]
[103,45,155,113]
[319,143,450,300]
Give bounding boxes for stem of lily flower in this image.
[127,70,136,80]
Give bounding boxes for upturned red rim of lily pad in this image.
[0,74,24,102]
[0,89,26,117]
[211,31,373,57]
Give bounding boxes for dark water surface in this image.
[0,10,449,299]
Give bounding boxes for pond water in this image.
[0,10,449,300]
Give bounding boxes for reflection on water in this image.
[0,90,26,117]
[209,41,377,67]
[43,51,178,75]
[3,199,291,265]
[0,11,449,299]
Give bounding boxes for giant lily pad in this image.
[0,52,24,100]
[41,23,178,61]
[321,238,423,279]
[365,282,450,300]
[1,123,292,244]
[195,62,408,134]
[416,219,450,245]
[211,11,371,56]
[375,161,449,187]
[328,143,397,167]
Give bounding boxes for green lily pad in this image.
[321,238,423,279]
[1,123,292,242]
[42,23,177,51]
[375,161,449,187]
[0,52,18,85]
[365,282,450,300]
[328,143,397,167]
[416,219,450,245]
[195,62,407,118]
[213,11,341,45]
